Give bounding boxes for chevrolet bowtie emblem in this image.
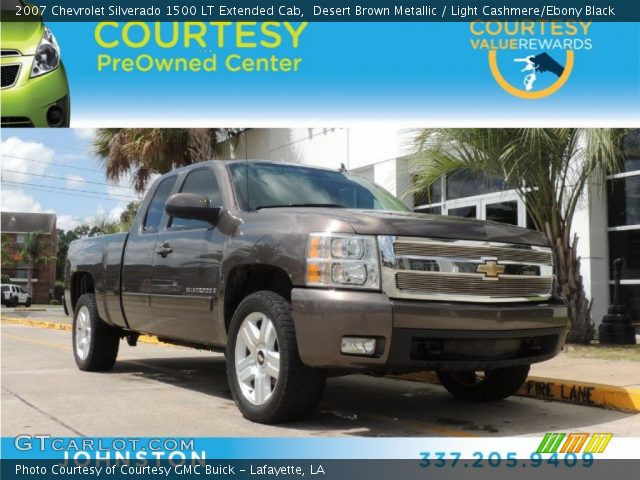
[476,260,505,280]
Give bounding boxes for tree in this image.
[19,232,54,297]
[92,128,243,194]
[2,233,18,266]
[411,128,631,344]
[119,200,140,231]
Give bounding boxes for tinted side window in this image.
[170,169,222,229]
[1,286,8,292]
[143,177,176,232]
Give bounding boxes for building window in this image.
[448,205,477,218]
[15,234,25,244]
[608,176,640,227]
[445,169,509,200]
[486,200,519,225]
[413,171,526,227]
[607,129,640,324]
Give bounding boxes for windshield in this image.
[229,163,410,212]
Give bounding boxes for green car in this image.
[1,1,70,127]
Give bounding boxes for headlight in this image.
[31,27,60,78]
[306,233,380,289]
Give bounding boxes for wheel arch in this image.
[224,264,293,333]
[69,271,95,313]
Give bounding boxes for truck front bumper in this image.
[291,288,568,372]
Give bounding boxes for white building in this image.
[221,128,639,330]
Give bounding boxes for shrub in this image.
[50,299,60,305]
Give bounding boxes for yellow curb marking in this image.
[519,376,640,413]
[388,370,640,414]
[2,317,164,346]
[5,317,640,414]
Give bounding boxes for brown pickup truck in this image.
[65,161,568,423]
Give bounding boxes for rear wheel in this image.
[9,296,18,307]
[226,291,325,423]
[73,294,120,371]
[437,365,530,402]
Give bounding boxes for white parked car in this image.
[1,284,32,307]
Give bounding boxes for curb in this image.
[385,371,640,414]
[518,376,640,413]
[1,317,166,347]
[4,316,640,414]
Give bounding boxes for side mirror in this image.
[165,193,222,225]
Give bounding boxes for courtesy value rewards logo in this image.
[536,433,613,454]
[470,21,593,99]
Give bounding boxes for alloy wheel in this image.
[234,312,280,405]
[75,305,92,361]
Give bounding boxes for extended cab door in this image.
[121,176,177,333]
[149,167,226,344]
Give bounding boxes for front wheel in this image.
[436,365,530,402]
[24,298,32,307]
[226,291,325,423]
[73,294,120,371]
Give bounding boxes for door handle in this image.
[155,243,173,257]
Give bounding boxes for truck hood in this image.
[270,208,549,247]
[0,18,44,55]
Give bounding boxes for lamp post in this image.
[598,258,636,345]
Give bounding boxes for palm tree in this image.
[19,232,54,297]
[92,128,243,193]
[411,128,631,344]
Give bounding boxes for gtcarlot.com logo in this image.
[537,433,613,454]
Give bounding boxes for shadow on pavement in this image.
[110,355,638,437]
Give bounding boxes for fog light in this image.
[46,106,64,127]
[341,337,376,356]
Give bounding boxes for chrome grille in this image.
[396,272,553,298]
[393,242,552,265]
[379,236,554,303]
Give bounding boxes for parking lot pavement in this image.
[3,322,640,437]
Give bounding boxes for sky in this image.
[0,129,147,231]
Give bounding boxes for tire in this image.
[226,291,325,423]
[25,298,32,307]
[72,293,120,371]
[9,296,18,308]
[437,365,530,402]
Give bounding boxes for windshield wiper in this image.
[254,203,345,210]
